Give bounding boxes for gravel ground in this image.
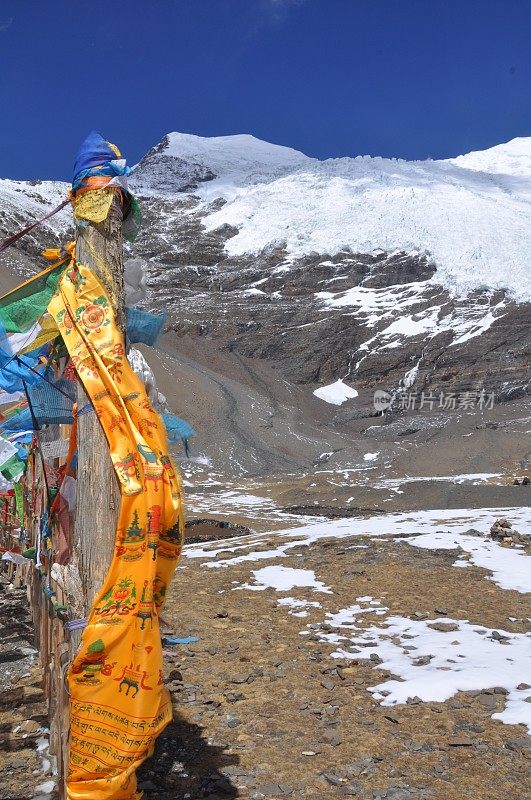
[136,509,531,800]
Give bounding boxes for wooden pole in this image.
[56,197,125,796]
[70,199,125,625]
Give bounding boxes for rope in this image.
[0,200,70,254]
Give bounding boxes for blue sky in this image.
[1,0,530,179]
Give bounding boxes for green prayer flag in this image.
[0,263,65,333]
[14,481,23,524]
[0,453,24,482]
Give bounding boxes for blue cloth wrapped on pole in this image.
[126,307,165,346]
[72,131,129,190]
[72,130,141,241]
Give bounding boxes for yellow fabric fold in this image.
[48,263,184,800]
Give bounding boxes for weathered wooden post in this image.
[55,198,125,797]
[71,199,124,625]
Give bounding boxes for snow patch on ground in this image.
[239,565,332,593]
[184,492,531,733]
[187,489,281,519]
[372,473,501,488]
[186,506,531,594]
[321,608,531,733]
[277,597,322,617]
[406,530,531,593]
[313,379,358,405]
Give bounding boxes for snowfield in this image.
[140,133,531,302]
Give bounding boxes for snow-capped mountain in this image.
[131,133,531,301]
[129,133,530,406]
[0,133,529,414]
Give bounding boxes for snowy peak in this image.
[449,136,531,177]
[130,132,310,196]
[129,131,531,300]
[162,132,310,178]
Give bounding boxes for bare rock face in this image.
[131,135,216,195]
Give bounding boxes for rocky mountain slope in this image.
[0,134,530,476]
[130,133,531,409]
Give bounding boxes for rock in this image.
[203,697,222,708]
[460,724,485,733]
[340,784,362,796]
[413,655,433,666]
[490,518,513,539]
[231,673,254,684]
[320,730,342,746]
[255,782,289,797]
[345,757,377,777]
[506,738,531,754]
[320,678,336,691]
[225,691,245,702]
[322,772,343,786]
[387,789,416,800]
[14,719,40,735]
[223,715,241,728]
[490,630,510,642]
[428,621,459,632]
[138,780,157,793]
[448,737,474,747]
[477,694,498,709]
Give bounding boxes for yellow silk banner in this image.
[48,262,184,800]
